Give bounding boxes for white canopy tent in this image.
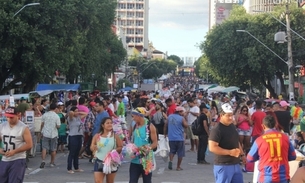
[208,86,226,94]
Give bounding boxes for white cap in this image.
[221,103,233,113]
[57,102,64,106]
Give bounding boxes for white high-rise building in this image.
[115,0,149,53]
[209,0,243,30]
[243,0,305,13]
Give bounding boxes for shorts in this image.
[58,135,67,145]
[42,137,58,152]
[186,126,198,140]
[94,159,118,173]
[213,164,243,183]
[236,128,251,136]
[0,159,26,183]
[169,141,185,158]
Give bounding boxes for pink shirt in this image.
[237,115,251,131]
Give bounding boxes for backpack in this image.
[133,120,157,152]
[191,118,202,136]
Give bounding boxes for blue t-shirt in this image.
[167,114,184,141]
[92,111,109,136]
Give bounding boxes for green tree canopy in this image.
[0,0,126,94]
[168,55,184,66]
[200,5,305,97]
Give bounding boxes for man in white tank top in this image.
[0,107,33,183]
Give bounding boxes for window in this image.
[127,29,134,34]
[119,4,126,9]
[127,3,134,9]
[127,12,134,17]
[135,37,143,43]
[136,20,143,26]
[135,29,143,34]
[136,12,143,18]
[136,4,144,9]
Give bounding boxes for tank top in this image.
[95,134,115,161]
[0,121,27,161]
[237,115,250,131]
[131,120,150,164]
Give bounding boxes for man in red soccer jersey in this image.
[247,115,296,183]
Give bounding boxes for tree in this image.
[0,0,126,94]
[200,5,305,98]
[116,78,132,90]
[168,55,184,66]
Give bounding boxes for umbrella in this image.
[222,86,240,93]
[120,87,134,91]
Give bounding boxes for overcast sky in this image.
[149,0,209,58]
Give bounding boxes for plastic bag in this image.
[158,136,169,158]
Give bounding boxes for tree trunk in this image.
[275,71,286,95]
[261,77,277,98]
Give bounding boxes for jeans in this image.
[214,164,243,183]
[67,135,82,170]
[129,163,152,183]
[197,134,208,162]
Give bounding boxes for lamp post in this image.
[236,30,293,96]
[13,3,40,17]
[295,65,302,98]
[252,9,305,41]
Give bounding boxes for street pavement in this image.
[23,145,253,183]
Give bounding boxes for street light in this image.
[252,10,305,41]
[236,29,295,98]
[13,3,40,17]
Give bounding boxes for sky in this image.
[149,0,210,58]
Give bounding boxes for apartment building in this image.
[209,0,242,30]
[243,0,305,13]
[114,0,149,54]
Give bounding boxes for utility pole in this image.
[286,2,294,100]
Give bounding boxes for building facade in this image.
[243,0,305,13]
[209,0,243,30]
[114,0,149,53]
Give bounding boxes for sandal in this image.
[74,169,84,172]
[168,161,173,170]
[176,167,183,171]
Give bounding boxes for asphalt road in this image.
[22,145,253,183]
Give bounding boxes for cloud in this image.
[149,0,210,30]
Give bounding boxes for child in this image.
[295,131,305,149]
[57,118,67,153]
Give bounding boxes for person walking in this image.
[247,115,296,183]
[197,103,210,164]
[129,107,158,183]
[40,103,61,168]
[209,103,245,183]
[90,117,123,183]
[0,107,33,183]
[164,106,188,170]
[67,107,87,174]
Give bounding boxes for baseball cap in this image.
[131,107,147,117]
[221,103,233,113]
[57,102,64,106]
[175,106,185,112]
[4,107,20,117]
[89,101,96,107]
[280,101,290,107]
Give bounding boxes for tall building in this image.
[243,0,305,13]
[115,0,149,54]
[209,0,243,30]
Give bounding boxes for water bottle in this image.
[9,95,15,107]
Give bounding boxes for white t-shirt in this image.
[108,103,115,113]
[187,106,200,126]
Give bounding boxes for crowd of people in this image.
[0,78,305,183]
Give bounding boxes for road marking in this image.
[29,168,42,175]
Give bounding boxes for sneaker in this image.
[67,170,74,174]
[50,163,56,167]
[40,162,45,168]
